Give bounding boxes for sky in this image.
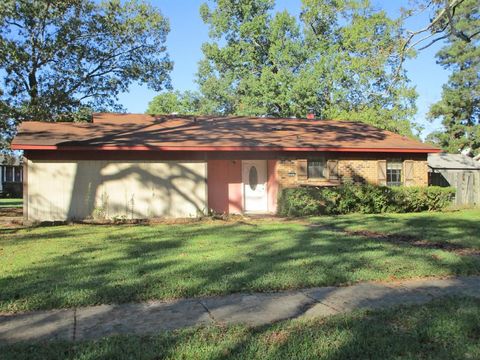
[117,0,449,139]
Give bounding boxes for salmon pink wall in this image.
[267,160,279,213]
[207,160,229,213]
[228,161,243,214]
[207,160,243,214]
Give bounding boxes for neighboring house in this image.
[0,154,23,198]
[12,113,440,221]
[428,153,480,207]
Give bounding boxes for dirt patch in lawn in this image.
[310,224,480,257]
[350,230,480,256]
[0,207,23,227]
[0,207,22,217]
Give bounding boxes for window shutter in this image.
[378,160,387,186]
[404,160,414,186]
[327,160,339,181]
[297,159,308,181]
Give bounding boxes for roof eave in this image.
[12,144,442,153]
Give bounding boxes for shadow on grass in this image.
[310,211,480,249]
[208,296,480,360]
[0,214,479,315]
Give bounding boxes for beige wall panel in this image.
[27,160,207,221]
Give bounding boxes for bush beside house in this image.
[277,184,455,217]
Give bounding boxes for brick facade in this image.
[276,153,428,189]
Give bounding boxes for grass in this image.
[0,198,22,208]
[0,209,479,313]
[2,296,480,359]
[311,208,480,249]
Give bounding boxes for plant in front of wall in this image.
[196,207,208,219]
[92,191,109,221]
[127,194,135,220]
[278,185,455,216]
[207,208,228,220]
[84,182,93,219]
[112,214,128,224]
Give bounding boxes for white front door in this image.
[243,160,268,213]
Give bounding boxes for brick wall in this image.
[276,159,298,188]
[411,159,428,186]
[337,159,379,184]
[276,154,428,189]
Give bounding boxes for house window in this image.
[387,160,402,186]
[14,167,22,183]
[308,159,326,179]
[5,166,14,182]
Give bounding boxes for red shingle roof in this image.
[11,113,440,153]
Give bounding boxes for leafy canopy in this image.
[196,0,418,136]
[146,91,202,115]
[427,0,479,156]
[0,0,172,147]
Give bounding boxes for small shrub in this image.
[389,186,455,212]
[277,187,324,217]
[277,185,454,217]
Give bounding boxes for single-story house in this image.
[0,153,23,198]
[12,113,440,221]
[428,153,480,206]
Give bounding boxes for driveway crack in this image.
[301,291,341,313]
[197,300,216,324]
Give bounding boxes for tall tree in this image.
[399,0,479,69]
[197,0,418,136]
[197,0,308,117]
[301,0,417,135]
[146,90,202,115]
[427,0,479,155]
[0,0,172,145]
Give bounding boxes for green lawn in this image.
[311,209,480,249]
[0,209,479,313]
[2,297,479,360]
[0,198,22,208]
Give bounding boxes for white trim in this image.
[242,160,268,213]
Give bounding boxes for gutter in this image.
[12,144,442,153]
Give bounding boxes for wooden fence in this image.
[430,170,480,206]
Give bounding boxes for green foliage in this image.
[146,90,202,115]
[389,186,455,213]
[196,0,418,135]
[0,198,22,207]
[427,0,480,156]
[0,0,172,146]
[278,184,455,216]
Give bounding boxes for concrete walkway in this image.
[1,276,479,344]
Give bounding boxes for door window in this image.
[249,166,258,191]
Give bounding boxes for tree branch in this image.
[393,0,467,82]
[402,0,464,52]
[65,45,145,95]
[444,0,471,42]
[4,20,24,29]
[417,33,450,50]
